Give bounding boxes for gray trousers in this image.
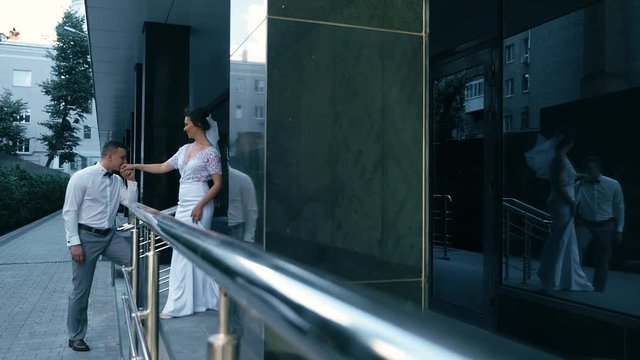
[576,218,616,292]
[68,229,131,340]
[228,223,245,241]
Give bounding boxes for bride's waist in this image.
[179,180,210,186]
[550,187,575,200]
[178,181,209,194]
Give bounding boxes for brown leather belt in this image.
[78,223,112,236]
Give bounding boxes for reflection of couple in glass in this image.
[526,129,593,292]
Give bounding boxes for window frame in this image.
[12,69,32,87]
[16,138,30,154]
[504,78,514,98]
[522,74,530,93]
[254,105,265,120]
[505,44,515,63]
[83,125,92,139]
[254,79,265,93]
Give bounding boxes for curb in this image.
[0,210,62,247]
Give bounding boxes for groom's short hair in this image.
[101,140,128,158]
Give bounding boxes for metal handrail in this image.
[121,268,151,360]
[432,194,453,260]
[503,197,551,221]
[502,198,552,283]
[126,201,471,360]
[122,217,158,360]
[503,203,551,225]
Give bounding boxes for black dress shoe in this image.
[68,339,91,352]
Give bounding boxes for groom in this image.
[576,157,625,292]
[62,141,137,351]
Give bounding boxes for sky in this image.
[0,0,72,44]
[1,0,266,62]
[230,0,267,63]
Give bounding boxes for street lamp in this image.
[63,26,88,37]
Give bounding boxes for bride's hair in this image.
[554,128,574,151]
[186,107,211,131]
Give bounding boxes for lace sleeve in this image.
[204,148,222,175]
[167,145,185,170]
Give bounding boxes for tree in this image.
[39,9,93,168]
[0,89,27,154]
[433,76,466,142]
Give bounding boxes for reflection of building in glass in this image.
[229,55,265,155]
[71,0,85,16]
[229,51,266,244]
[0,41,100,173]
[434,65,484,142]
[504,2,640,132]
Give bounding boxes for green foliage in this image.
[0,165,68,235]
[39,9,94,168]
[433,76,466,142]
[0,89,27,154]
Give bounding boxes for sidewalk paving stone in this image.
[0,213,120,360]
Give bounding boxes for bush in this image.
[0,165,68,235]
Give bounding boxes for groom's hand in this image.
[616,232,623,244]
[70,245,85,264]
[120,165,135,181]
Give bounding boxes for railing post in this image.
[146,230,159,360]
[504,211,511,280]
[523,220,531,284]
[442,198,450,260]
[130,216,139,304]
[208,288,238,360]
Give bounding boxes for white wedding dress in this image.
[536,155,593,291]
[162,143,221,317]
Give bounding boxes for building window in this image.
[522,74,530,93]
[83,125,91,139]
[254,106,265,119]
[504,115,513,132]
[235,105,243,119]
[504,78,514,97]
[521,109,530,129]
[13,70,32,87]
[464,78,484,100]
[16,138,29,153]
[19,109,30,123]
[235,79,244,93]
[254,79,265,93]
[505,44,514,63]
[71,156,87,170]
[521,37,530,64]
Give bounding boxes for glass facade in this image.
[430,0,640,358]
[229,0,267,245]
[502,1,640,317]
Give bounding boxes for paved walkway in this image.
[0,212,120,360]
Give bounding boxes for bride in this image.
[525,130,593,292]
[124,108,223,317]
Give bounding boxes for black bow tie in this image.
[103,171,115,177]
[586,179,600,184]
